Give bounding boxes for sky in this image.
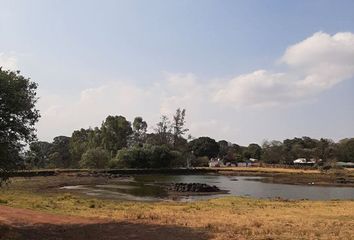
[1,0,354,145]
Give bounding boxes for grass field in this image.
[1,186,353,240]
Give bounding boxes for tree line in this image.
[26,115,354,169]
[1,68,354,180]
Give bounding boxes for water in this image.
[60,174,354,201]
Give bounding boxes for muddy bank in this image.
[217,170,354,187]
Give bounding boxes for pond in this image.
[60,174,354,201]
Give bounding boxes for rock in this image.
[168,183,221,193]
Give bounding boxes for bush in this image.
[192,156,210,167]
[111,145,178,168]
[79,148,110,169]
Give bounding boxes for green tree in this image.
[49,136,72,168]
[217,140,229,159]
[172,108,188,147]
[315,138,336,162]
[130,116,147,146]
[80,147,110,169]
[154,115,172,145]
[261,140,284,164]
[337,138,354,162]
[188,137,219,159]
[26,141,52,168]
[245,143,262,160]
[112,144,177,168]
[101,115,133,156]
[0,69,40,182]
[70,128,91,166]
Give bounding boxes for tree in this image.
[172,108,188,147]
[154,115,172,145]
[217,140,229,159]
[316,138,336,162]
[337,138,354,162]
[188,137,219,159]
[49,136,72,168]
[26,141,52,168]
[0,69,40,182]
[129,117,147,146]
[245,143,262,160]
[80,147,110,169]
[112,144,176,169]
[101,115,133,156]
[70,128,91,166]
[261,140,284,164]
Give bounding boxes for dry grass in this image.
[0,190,353,240]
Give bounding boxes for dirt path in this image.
[0,206,209,240]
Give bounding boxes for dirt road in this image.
[0,206,209,240]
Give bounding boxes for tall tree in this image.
[130,117,147,146]
[172,108,189,147]
[26,141,52,169]
[245,143,262,160]
[49,136,72,168]
[70,128,91,166]
[154,115,172,145]
[261,140,284,164]
[101,116,132,156]
[0,69,40,182]
[337,138,354,162]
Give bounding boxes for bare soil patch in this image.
[0,205,209,240]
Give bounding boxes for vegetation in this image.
[1,69,354,173]
[79,148,110,169]
[0,186,353,240]
[0,69,40,183]
[24,115,354,170]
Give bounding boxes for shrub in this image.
[112,145,178,168]
[79,147,110,169]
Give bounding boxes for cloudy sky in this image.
[1,0,354,145]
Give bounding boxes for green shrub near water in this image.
[79,147,110,169]
[109,144,179,168]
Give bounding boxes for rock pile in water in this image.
[168,183,221,192]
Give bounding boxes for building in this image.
[293,158,316,165]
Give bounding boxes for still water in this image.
[61,175,354,201]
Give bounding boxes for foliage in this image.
[79,147,110,169]
[154,115,172,146]
[70,128,93,166]
[191,156,210,167]
[336,138,354,162]
[171,108,189,147]
[244,143,262,160]
[129,117,148,147]
[26,141,52,168]
[261,140,284,164]
[49,136,72,168]
[188,137,219,159]
[101,115,133,156]
[217,140,229,159]
[112,145,178,168]
[0,69,40,182]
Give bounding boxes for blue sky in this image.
[1,0,354,145]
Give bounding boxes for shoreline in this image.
[7,166,354,188]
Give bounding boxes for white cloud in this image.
[213,32,354,107]
[0,52,18,70]
[36,32,354,143]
